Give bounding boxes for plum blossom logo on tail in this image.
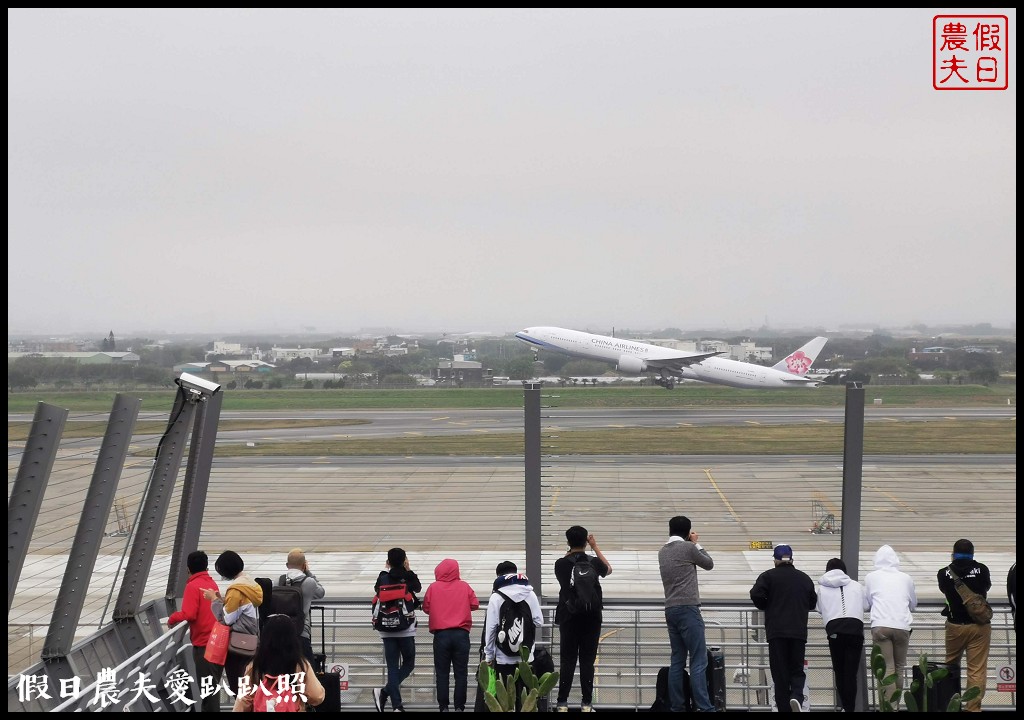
[785,351,813,375]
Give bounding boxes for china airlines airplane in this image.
[514,326,828,390]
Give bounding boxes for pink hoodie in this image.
[422,558,480,633]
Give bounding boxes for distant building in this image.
[434,359,490,386]
[331,347,356,358]
[8,351,140,365]
[267,346,321,363]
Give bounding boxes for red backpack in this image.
[251,673,304,713]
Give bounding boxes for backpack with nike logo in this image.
[565,554,601,617]
[494,590,535,657]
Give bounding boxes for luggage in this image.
[651,647,726,712]
[254,577,274,632]
[650,666,670,711]
[681,648,727,712]
[911,661,960,712]
[309,605,343,713]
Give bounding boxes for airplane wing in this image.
[646,351,722,371]
[780,376,821,385]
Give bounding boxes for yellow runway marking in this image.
[472,429,489,433]
[548,488,562,513]
[431,416,450,421]
[814,418,831,423]
[744,420,761,425]
[704,468,742,524]
[403,431,423,436]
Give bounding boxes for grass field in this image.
[5,382,1016,413]
[197,419,1015,457]
[8,384,1015,457]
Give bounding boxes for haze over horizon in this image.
[8,9,1017,337]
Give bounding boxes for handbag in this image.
[228,628,259,658]
[947,565,993,623]
[204,621,230,666]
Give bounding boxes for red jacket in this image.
[168,570,219,647]
[423,558,480,633]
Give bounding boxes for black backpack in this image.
[272,574,307,638]
[565,554,601,617]
[494,590,535,657]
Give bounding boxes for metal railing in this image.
[306,599,1017,712]
[7,598,1016,712]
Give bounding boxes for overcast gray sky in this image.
[8,9,1017,337]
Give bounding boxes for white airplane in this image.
[514,326,828,390]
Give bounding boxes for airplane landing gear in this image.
[655,376,676,390]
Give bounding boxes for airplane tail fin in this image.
[772,337,828,376]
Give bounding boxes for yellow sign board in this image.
[749,540,774,550]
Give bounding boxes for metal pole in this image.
[524,383,542,598]
[840,381,867,712]
[44,394,140,657]
[167,390,224,597]
[8,402,68,615]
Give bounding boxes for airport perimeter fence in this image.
[9,597,1016,712]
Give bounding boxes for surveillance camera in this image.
[175,372,221,397]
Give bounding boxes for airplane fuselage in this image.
[515,326,821,390]
[515,327,693,365]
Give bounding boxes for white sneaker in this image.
[373,688,384,712]
[790,698,803,713]
[581,703,594,712]
[555,703,569,712]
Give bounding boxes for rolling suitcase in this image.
[682,648,727,711]
[911,661,960,712]
[309,605,342,713]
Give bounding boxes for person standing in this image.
[474,560,520,713]
[937,539,992,712]
[168,550,223,712]
[372,547,422,713]
[657,515,715,713]
[483,569,544,712]
[203,550,263,696]
[1008,562,1016,634]
[863,545,917,707]
[749,544,817,713]
[815,558,866,713]
[422,558,480,713]
[554,525,612,712]
[280,548,326,664]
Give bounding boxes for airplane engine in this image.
[616,355,647,374]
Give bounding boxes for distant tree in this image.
[505,355,537,380]
[268,378,283,389]
[8,370,37,392]
[302,380,314,389]
[381,373,416,388]
[561,360,610,377]
[323,379,334,389]
[226,380,238,390]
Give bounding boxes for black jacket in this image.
[749,563,817,641]
[1008,563,1016,632]
[937,558,991,624]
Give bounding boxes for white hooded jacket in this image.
[863,545,918,631]
[816,568,867,633]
